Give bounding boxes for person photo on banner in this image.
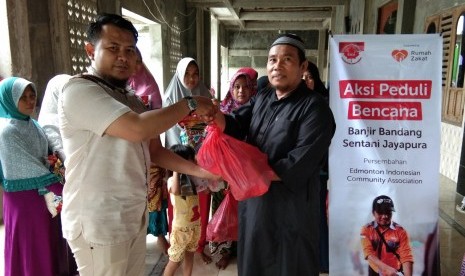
[360,195,414,276]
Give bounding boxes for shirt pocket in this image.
[267,118,297,143]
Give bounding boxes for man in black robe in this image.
[212,33,336,275]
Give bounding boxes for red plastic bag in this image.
[206,191,238,242]
[197,124,274,200]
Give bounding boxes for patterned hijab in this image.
[220,70,257,114]
[0,77,59,191]
[0,77,36,120]
[237,67,258,91]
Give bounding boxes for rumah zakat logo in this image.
[392,49,408,62]
[339,42,364,64]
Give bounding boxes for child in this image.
[164,144,203,276]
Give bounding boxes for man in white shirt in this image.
[58,13,218,276]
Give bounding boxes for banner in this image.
[328,34,441,276]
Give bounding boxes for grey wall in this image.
[120,1,211,89]
[27,0,55,102]
[98,0,119,14]
[227,30,319,71]
[359,0,457,35]
[414,0,464,33]
[400,0,416,33]
[121,0,192,91]
[360,0,416,34]
[348,0,365,34]
[4,0,463,105]
[228,30,319,50]
[3,0,51,101]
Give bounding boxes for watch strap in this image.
[183,96,197,113]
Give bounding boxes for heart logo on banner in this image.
[392,49,408,62]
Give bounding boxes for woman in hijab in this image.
[128,48,162,110]
[128,49,170,253]
[303,61,330,273]
[162,57,212,149]
[303,61,329,101]
[236,67,258,92]
[0,77,64,276]
[162,57,213,264]
[219,69,257,113]
[210,69,258,269]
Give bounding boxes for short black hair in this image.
[275,33,306,63]
[170,144,196,161]
[86,13,138,44]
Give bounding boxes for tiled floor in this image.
[0,174,464,275]
[437,175,465,275]
[150,174,465,275]
[145,235,238,276]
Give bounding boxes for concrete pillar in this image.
[195,8,204,71]
[0,0,12,78]
[211,16,220,95]
[4,0,33,79]
[318,29,327,83]
[98,0,121,14]
[331,5,345,34]
[48,0,72,75]
[399,0,416,34]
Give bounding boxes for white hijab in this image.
[163,58,211,147]
[162,57,211,107]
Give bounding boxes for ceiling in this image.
[186,0,348,31]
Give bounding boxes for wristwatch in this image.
[184,96,197,113]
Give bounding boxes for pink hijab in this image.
[127,62,162,110]
[220,69,257,114]
[237,67,258,90]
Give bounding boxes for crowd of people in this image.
[0,12,337,276]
